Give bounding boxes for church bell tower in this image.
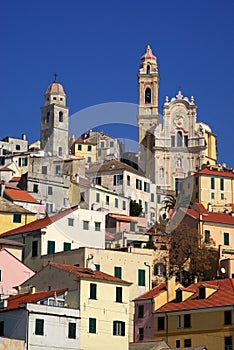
[137,45,160,179]
[40,77,69,158]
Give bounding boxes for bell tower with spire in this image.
[40,76,69,158]
[137,45,160,179]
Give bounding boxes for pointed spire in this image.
[141,44,156,60]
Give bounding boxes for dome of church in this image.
[45,80,66,96]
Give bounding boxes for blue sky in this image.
[1,0,234,165]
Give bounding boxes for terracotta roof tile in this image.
[4,188,38,203]
[0,206,78,237]
[50,262,132,285]
[108,213,138,222]
[184,208,234,225]
[87,159,145,177]
[196,168,234,178]
[75,138,96,145]
[0,167,15,172]
[1,289,67,311]
[155,279,234,313]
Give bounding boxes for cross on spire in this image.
[54,73,58,82]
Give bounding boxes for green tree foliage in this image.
[130,200,142,217]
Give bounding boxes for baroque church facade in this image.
[137,45,217,194]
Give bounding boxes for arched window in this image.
[59,111,63,122]
[145,88,151,104]
[46,112,50,124]
[177,131,183,147]
[58,147,62,156]
[147,65,150,74]
[154,263,165,276]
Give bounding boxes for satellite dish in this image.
[90,263,96,271]
[221,267,226,274]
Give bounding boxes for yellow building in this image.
[0,197,35,234]
[181,164,234,212]
[153,278,234,350]
[71,138,96,164]
[20,262,131,350]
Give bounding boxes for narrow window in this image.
[138,269,145,286]
[199,286,206,299]
[42,166,47,175]
[176,289,182,302]
[68,322,76,339]
[127,175,130,186]
[58,147,62,156]
[177,131,183,147]
[157,194,161,204]
[87,145,92,152]
[95,264,100,271]
[68,218,74,226]
[46,112,50,124]
[106,195,110,205]
[115,198,118,208]
[211,192,215,199]
[77,144,82,151]
[224,232,230,246]
[114,266,122,279]
[89,318,96,333]
[32,241,38,257]
[225,336,232,350]
[138,305,144,318]
[116,287,122,302]
[96,193,100,202]
[151,193,154,202]
[176,340,180,348]
[211,177,215,189]
[184,135,188,147]
[110,141,114,147]
[90,283,97,299]
[16,144,20,150]
[145,87,151,104]
[177,315,181,328]
[158,317,165,331]
[184,314,191,328]
[224,310,232,325]
[87,156,92,163]
[221,193,225,200]
[220,178,224,191]
[136,179,142,190]
[47,241,55,254]
[48,186,53,195]
[147,65,150,74]
[144,182,150,192]
[83,221,89,230]
[95,222,101,231]
[35,319,44,335]
[33,184,38,193]
[171,135,175,147]
[130,221,136,232]
[139,327,144,340]
[59,111,63,122]
[55,165,61,174]
[0,321,4,336]
[204,230,210,243]
[0,270,2,282]
[122,201,126,210]
[64,242,71,251]
[159,168,164,178]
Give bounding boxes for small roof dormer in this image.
[44,75,66,107]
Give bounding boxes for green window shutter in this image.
[224,232,229,245]
[64,242,71,251]
[13,214,21,223]
[68,322,76,339]
[90,283,97,299]
[220,178,224,191]
[138,269,145,286]
[35,319,44,335]
[89,318,96,333]
[114,266,122,279]
[47,241,55,254]
[116,287,122,302]
[95,264,100,271]
[211,177,215,189]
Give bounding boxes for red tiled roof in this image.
[4,183,19,189]
[196,168,234,178]
[75,138,96,145]
[0,206,78,237]
[108,213,138,222]
[135,283,167,300]
[9,177,21,182]
[0,167,14,172]
[5,188,38,203]
[1,289,67,311]
[155,279,234,313]
[184,208,234,225]
[50,262,132,285]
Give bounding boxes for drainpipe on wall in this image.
[144,262,151,291]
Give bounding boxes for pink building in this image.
[0,249,35,299]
